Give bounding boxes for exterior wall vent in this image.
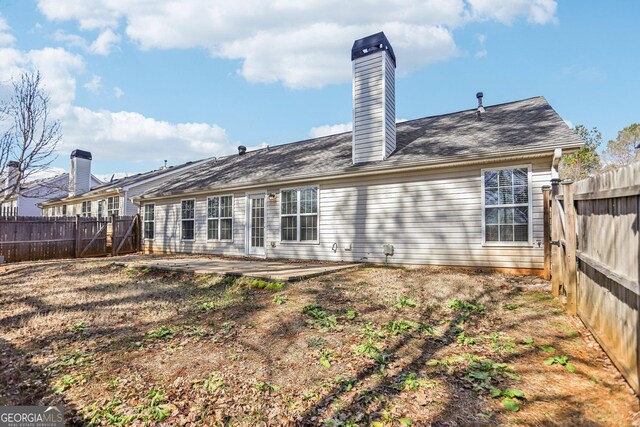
[351,32,396,164]
[69,149,92,197]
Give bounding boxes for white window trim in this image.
[206,195,234,242]
[481,164,533,247]
[143,203,155,241]
[180,198,196,241]
[81,201,92,217]
[106,196,120,217]
[279,185,320,244]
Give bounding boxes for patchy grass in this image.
[0,258,637,426]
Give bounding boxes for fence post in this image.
[136,214,142,253]
[550,178,562,296]
[74,215,82,258]
[562,180,577,314]
[542,185,551,280]
[111,214,117,257]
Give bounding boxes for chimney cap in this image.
[351,32,396,67]
[238,145,247,155]
[7,160,19,168]
[70,149,92,160]
[476,91,483,100]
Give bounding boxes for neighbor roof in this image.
[141,96,583,199]
[42,159,203,205]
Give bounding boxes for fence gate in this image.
[77,217,109,258]
[550,161,640,394]
[111,215,140,256]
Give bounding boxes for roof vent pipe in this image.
[476,92,485,121]
[238,145,247,155]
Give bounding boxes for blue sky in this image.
[0,1,637,179]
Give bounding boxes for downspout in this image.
[122,189,128,215]
[551,148,562,180]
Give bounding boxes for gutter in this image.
[134,149,571,203]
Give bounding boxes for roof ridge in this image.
[236,96,547,155]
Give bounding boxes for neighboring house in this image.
[41,150,205,218]
[0,161,101,216]
[133,32,583,274]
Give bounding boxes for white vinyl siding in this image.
[280,187,318,242]
[181,199,195,241]
[482,166,532,245]
[143,203,155,240]
[142,158,551,270]
[207,195,233,241]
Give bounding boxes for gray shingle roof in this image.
[142,96,583,199]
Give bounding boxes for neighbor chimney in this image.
[238,145,246,155]
[69,149,92,197]
[351,32,396,164]
[3,161,19,198]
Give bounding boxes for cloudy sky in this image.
[0,1,637,178]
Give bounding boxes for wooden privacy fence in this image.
[551,161,640,394]
[0,215,141,263]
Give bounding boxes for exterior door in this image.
[248,194,265,256]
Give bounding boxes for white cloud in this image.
[475,49,487,58]
[84,74,101,92]
[113,86,123,98]
[90,28,120,55]
[475,33,487,44]
[52,29,88,50]
[467,0,557,25]
[0,14,16,46]
[35,0,558,89]
[309,122,352,138]
[0,43,235,164]
[57,105,233,162]
[28,166,66,180]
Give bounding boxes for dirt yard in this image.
[0,258,637,426]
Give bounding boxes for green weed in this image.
[394,295,417,309]
[303,304,338,330]
[353,340,380,357]
[382,320,432,336]
[67,321,87,333]
[359,323,386,341]
[545,355,576,372]
[203,372,224,393]
[504,303,518,310]
[491,388,526,412]
[319,349,334,368]
[253,381,280,392]
[273,295,288,305]
[146,326,177,340]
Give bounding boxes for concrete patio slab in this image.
[122,257,360,281]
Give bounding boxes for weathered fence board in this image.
[112,216,139,256]
[0,215,138,263]
[552,161,640,394]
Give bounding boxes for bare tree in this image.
[0,71,61,202]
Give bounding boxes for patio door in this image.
[247,194,265,256]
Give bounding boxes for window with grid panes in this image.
[280,187,318,241]
[207,195,233,240]
[483,167,530,243]
[181,199,195,240]
[107,196,120,217]
[81,201,92,217]
[143,204,155,239]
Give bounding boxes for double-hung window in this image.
[181,199,195,240]
[81,201,92,217]
[483,166,530,244]
[61,205,67,216]
[107,196,120,217]
[207,195,233,241]
[143,203,155,240]
[280,187,318,242]
[97,200,105,219]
